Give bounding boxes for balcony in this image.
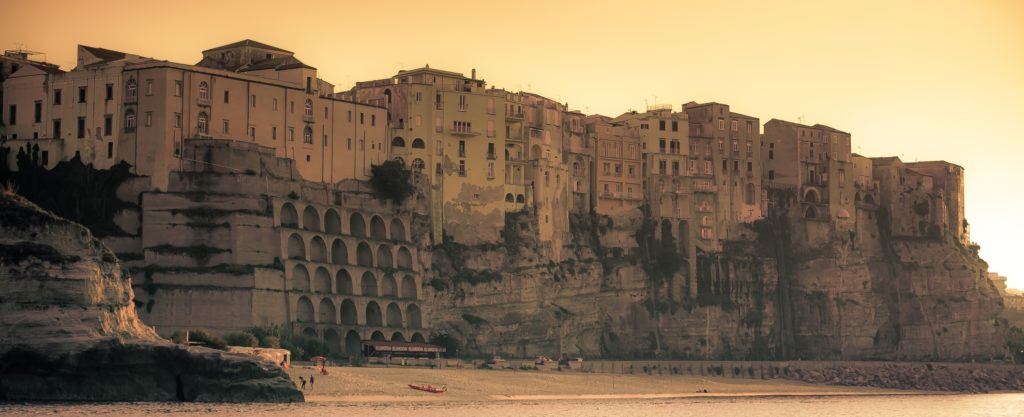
[692,181,718,193]
[303,114,314,123]
[506,112,525,121]
[124,95,137,104]
[487,153,496,160]
[197,96,210,107]
[435,102,443,110]
[450,128,479,137]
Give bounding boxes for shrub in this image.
[369,159,414,205]
[428,332,461,358]
[170,328,228,350]
[223,332,259,347]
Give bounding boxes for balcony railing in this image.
[450,128,479,136]
[487,153,496,160]
[124,95,137,104]
[303,114,314,123]
[198,97,210,106]
[506,112,525,121]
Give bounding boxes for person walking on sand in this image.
[309,375,315,389]
[299,376,306,390]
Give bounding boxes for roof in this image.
[203,39,292,54]
[730,111,758,121]
[29,63,65,75]
[80,45,127,64]
[870,156,902,165]
[362,340,446,353]
[395,66,467,79]
[239,56,315,72]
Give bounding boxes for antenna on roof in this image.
[797,114,805,124]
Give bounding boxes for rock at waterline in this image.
[0,192,303,402]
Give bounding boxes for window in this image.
[360,113,364,125]
[272,126,277,140]
[248,125,255,138]
[6,105,14,125]
[659,139,666,153]
[487,142,495,159]
[288,127,295,141]
[145,80,153,96]
[768,170,775,180]
[733,160,739,172]
[458,95,467,111]
[174,81,182,97]
[371,114,376,126]
[223,90,230,103]
[105,84,113,100]
[273,98,279,111]
[303,127,313,144]
[197,112,208,134]
[746,121,753,135]
[107,142,113,159]
[54,89,62,105]
[747,161,752,172]
[487,162,495,179]
[198,82,208,102]
[174,113,182,128]
[658,160,667,175]
[839,170,846,186]
[78,86,87,103]
[603,163,610,175]
[222,119,230,134]
[123,111,135,132]
[251,95,257,107]
[304,99,313,119]
[145,112,152,127]
[33,101,41,123]
[52,119,61,138]
[458,140,466,157]
[487,120,495,137]
[717,118,724,130]
[104,115,113,135]
[768,143,774,160]
[731,120,738,131]
[459,160,466,176]
[659,120,666,131]
[77,117,86,138]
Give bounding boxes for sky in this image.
[4,0,1023,288]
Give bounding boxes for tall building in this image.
[762,119,853,223]
[611,106,690,222]
[586,115,643,216]
[347,67,506,245]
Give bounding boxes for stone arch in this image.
[331,239,348,265]
[365,301,383,327]
[287,233,305,260]
[324,328,341,353]
[350,213,366,237]
[370,331,386,341]
[804,188,820,204]
[302,327,317,339]
[386,302,403,327]
[309,236,327,263]
[381,275,397,297]
[313,267,331,293]
[356,241,373,266]
[396,247,413,269]
[530,144,542,160]
[390,218,406,241]
[393,156,405,166]
[391,332,406,342]
[411,332,425,343]
[336,269,353,295]
[340,299,358,325]
[296,296,314,322]
[302,205,320,231]
[505,193,514,202]
[345,330,362,357]
[280,202,298,227]
[324,209,341,234]
[407,304,422,329]
[660,219,674,243]
[370,215,387,240]
[412,138,425,149]
[361,271,378,296]
[292,264,310,291]
[401,275,417,299]
[805,205,818,219]
[318,298,336,324]
[392,136,406,147]
[377,244,394,268]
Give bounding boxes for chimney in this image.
[471,68,476,80]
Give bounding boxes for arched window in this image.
[411,138,425,149]
[386,302,403,327]
[280,203,298,227]
[331,239,347,264]
[341,300,357,325]
[397,247,412,269]
[309,236,327,263]
[303,126,312,144]
[314,267,331,293]
[336,269,353,295]
[381,275,397,297]
[393,157,405,166]
[296,296,314,322]
[573,162,580,176]
[318,298,336,324]
[365,302,383,327]
[411,158,425,172]
[390,219,406,240]
[124,109,136,131]
[516,194,525,203]
[377,244,393,268]
[804,189,820,203]
[197,112,209,134]
[324,209,341,234]
[392,137,406,147]
[198,81,209,101]
[350,213,366,237]
[407,304,422,329]
[304,99,313,119]
[370,216,387,239]
[302,205,320,231]
[805,206,818,219]
[287,234,305,260]
[505,193,514,202]
[356,242,373,267]
[361,271,378,296]
[292,264,310,291]
[401,275,417,299]
[126,79,137,100]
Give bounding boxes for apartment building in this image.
[587,115,643,216]
[611,106,690,222]
[762,119,853,222]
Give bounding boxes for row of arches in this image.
[299,328,425,356]
[391,137,426,149]
[291,264,419,299]
[286,234,414,269]
[296,297,422,329]
[504,193,526,203]
[280,202,407,241]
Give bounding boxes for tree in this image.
[369,159,413,205]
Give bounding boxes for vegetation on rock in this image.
[369,159,414,205]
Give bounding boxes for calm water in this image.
[1,394,1022,417]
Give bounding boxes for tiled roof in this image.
[203,39,292,54]
[80,45,127,64]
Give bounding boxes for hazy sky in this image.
[4,0,1023,288]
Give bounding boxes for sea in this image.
[1,394,1022,417]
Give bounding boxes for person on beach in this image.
[299,376,306,390]
[310,375,315,389]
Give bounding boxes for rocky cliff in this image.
[0,192,303,402]
[426,191,1006,362]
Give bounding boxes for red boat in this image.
[408,383,447,393]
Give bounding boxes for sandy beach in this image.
[286,365,918,402]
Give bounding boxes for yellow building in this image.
[348,67,506,245]
[611,106,690,222]
[586,115,643,216]
[763,119,853,223]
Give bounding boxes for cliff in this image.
[0,192,303,402]
[426,191,1006,362]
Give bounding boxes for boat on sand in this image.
[408,383,447,393]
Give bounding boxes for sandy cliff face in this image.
[0,192,302,402]
[427,193,1005,362]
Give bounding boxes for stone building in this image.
[586,114,643,217]
[347,67,506,246]
[763,119,854,225]
[871,156,965,242]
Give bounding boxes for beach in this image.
[286,364,914,402]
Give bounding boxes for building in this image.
[762,119,853,224]
[871,156,964,242]
[586,115,643,216]
[611,106,690,222]
[347,67,506,246]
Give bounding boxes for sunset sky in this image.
[4,0,1023,288]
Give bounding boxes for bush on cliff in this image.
[223,332,259,347]
[1008,327,1024,364]
[170,328,228,350]
[428,332,461,358]
[369,159,413,205]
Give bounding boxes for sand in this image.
[286,365,920,402]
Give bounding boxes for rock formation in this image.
[0,192,302,402]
